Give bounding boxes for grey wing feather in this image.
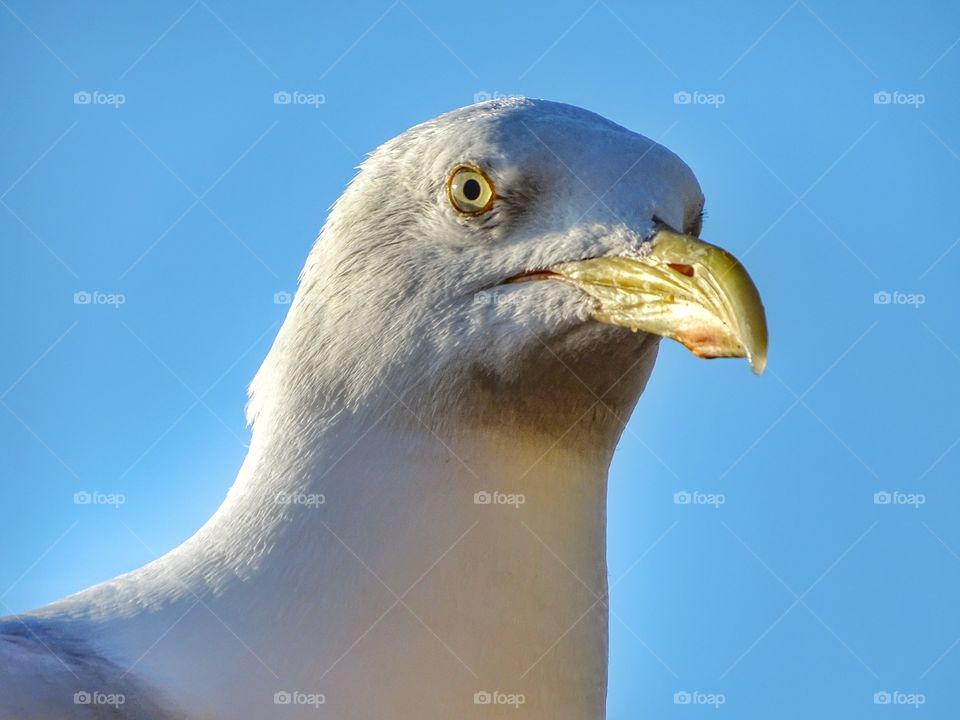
[0,618,186,720]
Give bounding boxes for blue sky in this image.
[1,0,959,716]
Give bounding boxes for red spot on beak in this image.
[667,263,695,278]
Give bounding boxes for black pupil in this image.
[462,178,482,201]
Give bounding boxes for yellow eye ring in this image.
[447,164,495,216]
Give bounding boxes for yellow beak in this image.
[550,227,768,374]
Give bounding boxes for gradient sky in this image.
[1,0,959,717]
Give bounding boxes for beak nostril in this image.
[667,263,695,278]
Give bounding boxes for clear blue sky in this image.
[2,0,958,716]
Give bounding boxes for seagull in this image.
[0,98,766,719]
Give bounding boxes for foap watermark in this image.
[473,289,519,307]
[673,490,725,508]
[74,490,125,508]
[74,90,125,108]
[473,90,522,103]
[874,690,925,707]
[873,90,925,108]
[74,690,125,707]
[673,90,726,108]
[873,490,925,509]
[674,690,725,708]
[275,491,325,508]
[473,690,526,708]
[474,490,525,509]
[273,690,325,708]
[74,290,125,308]
[274,290,293,305]
[873,290,925,308]
[273,90,326,108]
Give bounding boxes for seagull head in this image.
[251,98,766,442]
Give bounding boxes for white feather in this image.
[1,98,703,719]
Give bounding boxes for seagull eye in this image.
[447,164,495,215]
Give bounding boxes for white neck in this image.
[53,398,626,719]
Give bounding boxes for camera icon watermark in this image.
[274,290,293,305]
[74,290,126,308]
[474,490,525,509]
[673,490,725,508]
[473,90,522,103]
[873,290,925,308]
[473,690,525,708]
[873,490,925,508]
[673,90,726,108]
[74,690,125,707]
[273,90,326,108]
[74,490,126,508]
[873,90,925,108]
[74,90,126,108]
[873,690,925,707]
[673,690,725,708]
[273,690,325,707]
[275,491,325,508]
[473,289,520,307]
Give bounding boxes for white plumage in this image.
[0,98,759,719]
